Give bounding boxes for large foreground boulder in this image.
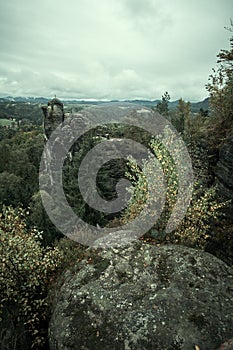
[49,242,233,350]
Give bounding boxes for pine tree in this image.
[206,21,233,146]
[156,91,170,117]
[171,98,191,134]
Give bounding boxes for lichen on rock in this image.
[49,241,233,350]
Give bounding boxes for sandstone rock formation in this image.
[215,132,233,199]
[49,242,233,350]
[42,98,65,140]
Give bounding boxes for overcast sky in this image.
[0,0,232,101]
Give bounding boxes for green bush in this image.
[122,137,227,248]
[174,184,228,248]
[122,136,178,233]
[0,206,64,348]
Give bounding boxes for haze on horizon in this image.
[0,0,232,102]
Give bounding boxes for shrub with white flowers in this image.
[122,138,228,248]
[0,206,64,348]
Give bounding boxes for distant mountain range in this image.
[0,96,209,113]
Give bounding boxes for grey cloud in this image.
[122,0,156,17]
[0,0,232,101]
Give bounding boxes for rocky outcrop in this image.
[215,132,233,199]
[49,242,233,350]
[40,101,150,228]
[42,98,65,140]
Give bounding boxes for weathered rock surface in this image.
[216,132,233,199]
[49,242,233,350]
[42,98,65,140]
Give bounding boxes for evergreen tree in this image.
[156,91,170,117]
[206,21,233,146]
[171,98,191,134]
